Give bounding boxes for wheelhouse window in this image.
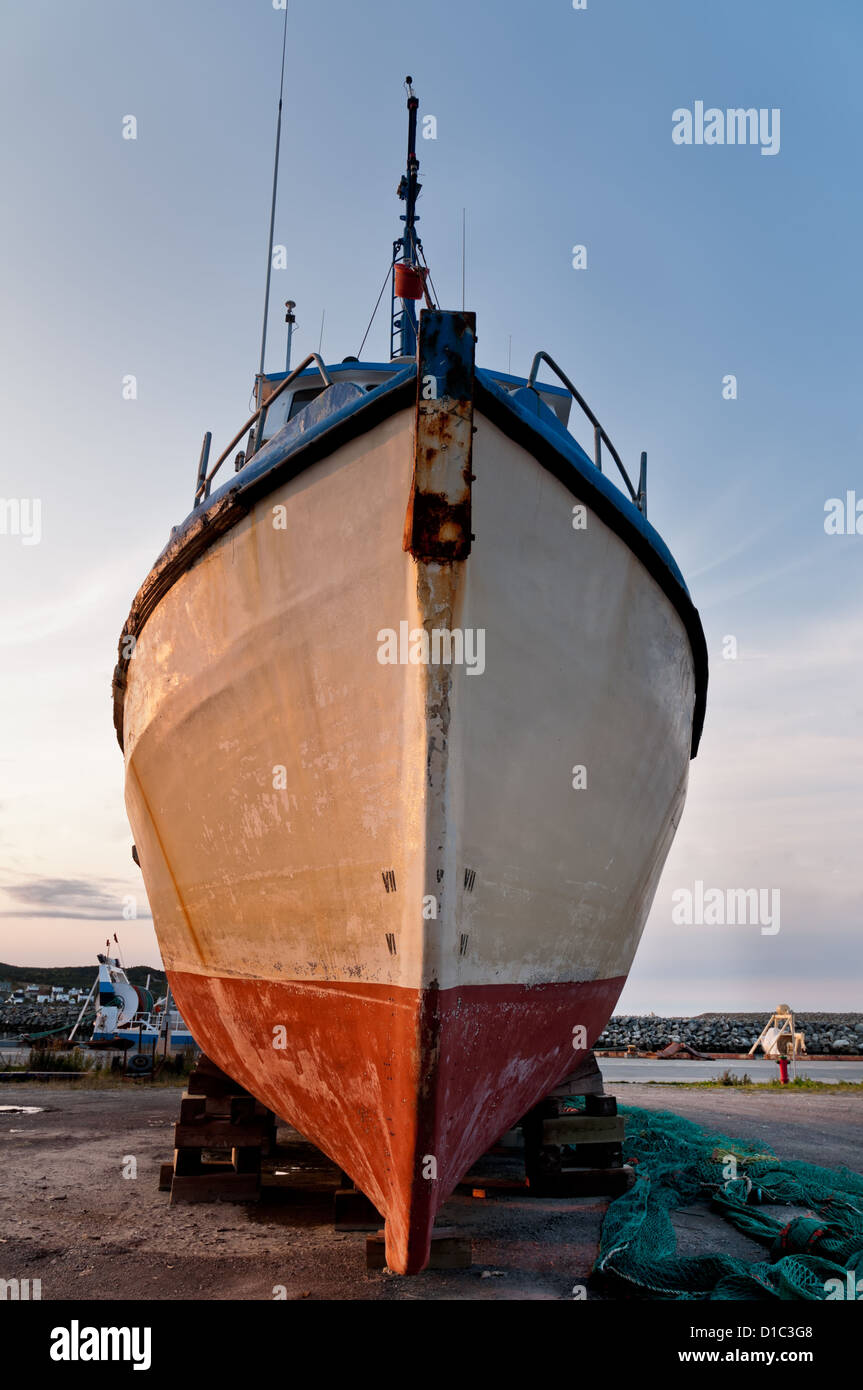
[287,386,326,420]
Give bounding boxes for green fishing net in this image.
[594,1105,863,1300]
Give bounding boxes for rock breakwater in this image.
[595,1013,863,1054]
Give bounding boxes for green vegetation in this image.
[754,1076,862,1092]
[633,1076,863,1093]
[27,1046,96,1072]
[1,1048,196,1087]
[62,1053,196,1088]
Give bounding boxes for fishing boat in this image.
[75,951,195,1057]
[112,76,707,1272]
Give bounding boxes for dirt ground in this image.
[1,1082,860,1301]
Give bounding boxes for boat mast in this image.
[391,76,423,359]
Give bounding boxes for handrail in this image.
[526,351,647,516]
[194,353,333,506]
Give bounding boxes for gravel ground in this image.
[1,1082,860,1301]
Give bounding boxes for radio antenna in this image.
[257,2,290,385]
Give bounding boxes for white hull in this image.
[122,405,694,996]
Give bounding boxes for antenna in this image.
[391,76,424,359]
[257,2,290,391]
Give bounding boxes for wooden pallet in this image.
[520,1052,634,1197]
[161,1055,278,1204]
[333,1173,383,1231]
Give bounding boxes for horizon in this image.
[0,955,856,1021]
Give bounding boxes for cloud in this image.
[0,876,151,921]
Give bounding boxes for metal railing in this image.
[194,353,333,507]
[527,351,647,517]
[192,347,648,518]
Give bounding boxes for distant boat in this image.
[82,952,195,1056]
[112,79,707,1271]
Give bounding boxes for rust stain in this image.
[403,310,476,563]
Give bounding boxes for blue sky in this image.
[1,0,861,1012]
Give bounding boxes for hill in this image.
[0,962,166,990]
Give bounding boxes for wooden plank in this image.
[334,1188,382,1231]
[186,1071,249,1100]
[179,1093,207,1122]
[170,1173,260,1204]
[542,1114,625,1146]
[174,1120,269,1148]
[366,1227,472,1271]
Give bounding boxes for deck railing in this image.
[193,348,648,518]
[527,351,647,517]
[194,353,332,507]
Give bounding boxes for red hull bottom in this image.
[169,970,626,1273]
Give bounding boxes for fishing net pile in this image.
[592,1103,863,1299]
